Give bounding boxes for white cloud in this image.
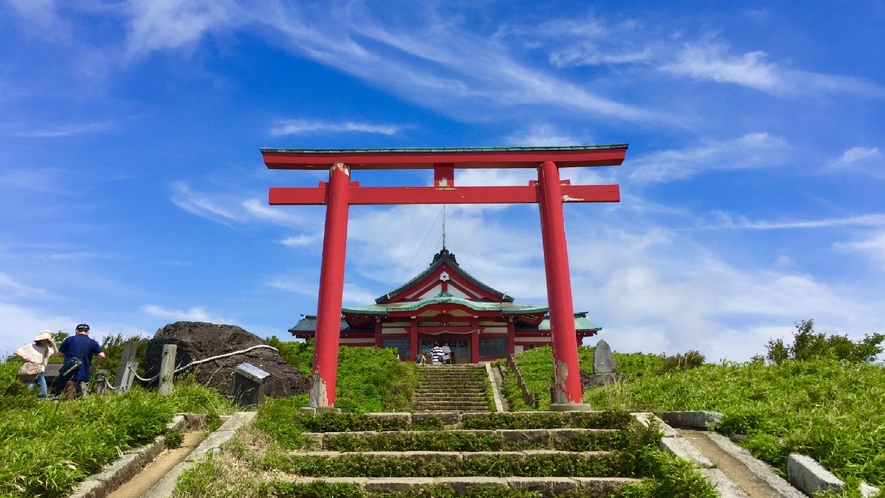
[280,234,319,247]
[125,0,241,54]
[0,301,73,356]
[169,181,244,223]
[660,41,885,97]
[0,121,113,138]
[823,147,884,178]
[661,43,781,91]
[0,272,45,298]
[141,304,235,324]
[269,119,404,136]
[505,124,582,147]
[833,231,885,268]
[707,212,885,230]
[629,133,789,182]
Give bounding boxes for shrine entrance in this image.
[419,337,470,364]
[264,145,627,410]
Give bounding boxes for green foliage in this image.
[0,383,233,497]
[657,350,706,374]
[766,319,885,365]
[583,357,885,488]
[264,336,314,376]
[335,346,419,413]
[99,334,149,385]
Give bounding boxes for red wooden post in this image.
[537,160,583,405]
[310,162,351,408]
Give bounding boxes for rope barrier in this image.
[120,344,280,384]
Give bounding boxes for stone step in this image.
[285,476,641,496]
[303,428,621,451]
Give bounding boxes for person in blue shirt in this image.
[53,323,105,400]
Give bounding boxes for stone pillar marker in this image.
[593,339,616,374]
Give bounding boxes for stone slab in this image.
[788,453,844,496]
[705,433,806,498]
[701,468,751,498]
[661,411,725,430]
[659,434,714,468]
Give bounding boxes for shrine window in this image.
[479,337,508,357]
[382,338,411,358]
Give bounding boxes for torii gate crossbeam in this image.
[263,145,627,410]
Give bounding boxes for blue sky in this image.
[2,1,884,362]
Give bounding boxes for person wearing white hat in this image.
[14,330,59,398]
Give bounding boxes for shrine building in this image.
[290,248,601,363]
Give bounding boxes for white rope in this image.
[125,344,280,383]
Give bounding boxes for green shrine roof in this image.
[344,291,548,315]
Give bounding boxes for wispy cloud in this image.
[660,41,885,97]
[705,212,885,230]
[125,0,242,55]
[141,304,235,324]
[169,181,243,223]
[505,124,582,147]
[0,272,45,297]
[629,133,789,182]
[833,232,885,268]
[269,119,404,137]
[823,146,884,178]
[0,121,113,138]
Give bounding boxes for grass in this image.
[497,345,885,493]
[0,360,234,498]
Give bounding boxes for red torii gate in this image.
[263,145,627,410]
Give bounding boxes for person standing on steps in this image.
[53,323,105,400]
[441,341,452,364]
[431,342,445,365]
[14,330,59,398]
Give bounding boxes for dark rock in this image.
[580,371,626,389]
[145,321,310,398]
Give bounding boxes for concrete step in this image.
[285,476,641,496]
[303,428,621,451]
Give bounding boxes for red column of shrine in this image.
[310,163,351,408]
[537,160,583,405]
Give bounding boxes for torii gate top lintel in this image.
[261,144,628,170]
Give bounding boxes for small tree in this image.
[766,319,884,365]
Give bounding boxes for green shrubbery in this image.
[0,380,233,497]
[766,319,884,365]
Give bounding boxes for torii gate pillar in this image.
[264,145,628,410]
[310,162,350,408]
[537,161,583,405]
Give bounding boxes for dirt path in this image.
[106,431,203,498]
[679,430,782,498]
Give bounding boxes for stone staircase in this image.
[272,411,646,496]
[413,364,491,412]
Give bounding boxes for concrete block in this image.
[661,411,724,430]
[437,476,505,493]
[573,477,642,496]
[506,477,577,494]
[860,482,881,498]
[701,468,751,498]
[658,435,714,468]
[705,433,807,498]
[788,453,844,495]
[498,429,551,445]
[364,477,434,492]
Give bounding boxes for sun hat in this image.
[75,323,90,332]
[34,330,53,342]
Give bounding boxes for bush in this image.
[766,319,884,365]
[657,350,706,374]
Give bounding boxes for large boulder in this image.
[145,321,310,398]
